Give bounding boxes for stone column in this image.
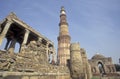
[46,42,49,61]
[4,38,11,50]
[52,50,56,63]
[0,20,12,46]
[20,29,30,53]
[22,29,30,45]
[0,23,2,32]
[52,53,56,64]
[8,38,16,54]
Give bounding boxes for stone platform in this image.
[0,71,71,79]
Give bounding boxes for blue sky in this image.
[0,0,120,63]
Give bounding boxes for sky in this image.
[0,0,120,64]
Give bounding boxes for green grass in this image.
[91,76,120,79]
[91,77,100,79]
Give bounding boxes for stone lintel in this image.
[12,19,53,45]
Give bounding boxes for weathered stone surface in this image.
[0,39,48,72]
[0,51,16,71]
[57,7,71,66]
[89,54,116,76]
[0,7,118,79]
[70,43,84,79]
[80,48,92,79]
[0,72,71,79]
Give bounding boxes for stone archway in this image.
[98,61,105,75]
[89,54,116,76]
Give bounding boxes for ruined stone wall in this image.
[89,54,117,76]
[0,39,47,72]
[70,43,85,79]
[80,48,92,79]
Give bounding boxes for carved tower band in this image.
[57,6,71,66]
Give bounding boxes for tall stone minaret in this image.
[57,6,71,66]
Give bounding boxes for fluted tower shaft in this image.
[57,7,71,66]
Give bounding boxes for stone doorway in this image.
[98,62,105,75]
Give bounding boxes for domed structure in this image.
[89,53,116,76]
[92,53,105,59]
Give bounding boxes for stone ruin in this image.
[0,12,58,73]
[89,54,117,76]
[0,7,119,79]
[70,43,92,79]
[0,11,91,79]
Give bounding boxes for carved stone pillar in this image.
[0,20,12,46]
[52,49,56,62]
[8,38,16,54]
[4,38,11,50]
[20,29,30,53]
[46,42,49,61]
[52,53,56,64]
[0,23,1,32]
[22,29,30,45]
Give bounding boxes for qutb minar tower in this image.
[57,6,71,66]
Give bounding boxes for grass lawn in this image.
[91,76,120,79]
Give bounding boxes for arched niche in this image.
[98,61,106,75]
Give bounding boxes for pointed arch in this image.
[98,61,105,75]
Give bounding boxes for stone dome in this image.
[92,54,105,59]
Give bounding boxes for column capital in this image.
[25,29,30,33]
